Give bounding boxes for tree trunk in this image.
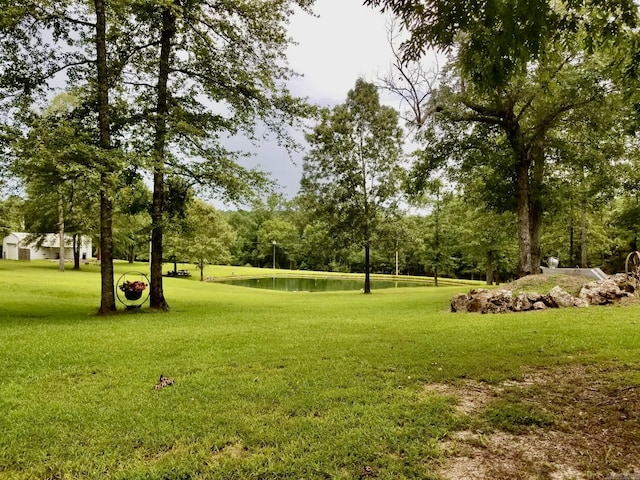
[434,191,441,286]
[530,212,542,274]
[364,243,371,294]
[569,220,575,266]
[529,142,545,275]
[95,0,116,314]
[581,208,588,267]
[506,116,533,278]
[73,234,80,270]
[486,251,494,285]
[149,5,176,311]
[58,195,65,272]
[515,156,532,277]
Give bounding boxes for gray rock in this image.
[466,289,495,313]
[573,297,589,308]
[526,292,544,303]
[489,289,515,313]
[533,301,547,310]
[546,286,577,308]
[450,293,470,313]
[513,292,533,312]
[579,278,631,306]
[450,273,632,313]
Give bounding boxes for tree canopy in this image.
[364,0,638,87]
[301,79,405,293]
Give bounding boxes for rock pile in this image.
[451,273,633,313]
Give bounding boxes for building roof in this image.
[3,232,91,248]
[2,232,29,243]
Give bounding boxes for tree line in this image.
[3,0,640,307]
[2,169,639,285]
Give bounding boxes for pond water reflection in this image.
[216,276,432,292]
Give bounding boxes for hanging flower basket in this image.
[116,272,150,309]
[119,280,147,301]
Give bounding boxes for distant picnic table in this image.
[166,269,192,278]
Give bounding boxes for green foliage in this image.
[408,37,633,276]
[303,79,405,242]
[12,93,101,257]
[122,0,314,203]
[256,218,299,268]
[364,0,638,88]
[297,220,336,271]
[0,195,24,238]
[302,79,405,291]
[165,200,235,280]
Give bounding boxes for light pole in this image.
[272,240,277,270]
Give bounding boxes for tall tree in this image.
[0,0,131,312]
[366,0,639,277]
[409,43,626,276]
[93,0,120,313]
[165,200,235,281]
[121,0,314,309]
[301,79,405,293]
[13,93,100,271]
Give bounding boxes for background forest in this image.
[2,0,640,299]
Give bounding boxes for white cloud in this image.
[286,0,394,106]
[217,1,400,208]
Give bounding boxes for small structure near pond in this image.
[540,266,608,281]
[541,255,608,281]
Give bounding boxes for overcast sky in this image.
[223,0,397,207]
[287,1,395,107]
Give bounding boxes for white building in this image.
[2,232,92,261]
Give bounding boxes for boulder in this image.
[450,288,515,313]
[545,286,579,308]
[574,297,589,308]
[466,288,498,313]
[525,292,544,303]
[513,292,533,312]
[611,273,635,294]
[489,289,516,313]
[579,278,631,306]
[450,293,470,313]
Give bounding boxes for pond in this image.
[215,276,432,292]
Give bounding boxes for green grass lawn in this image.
[1,260,639,479]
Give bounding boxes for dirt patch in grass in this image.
[431,364,640,480]
[210,442,246,463]
[422,381,499,416]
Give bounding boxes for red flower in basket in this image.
[119,280,147,300]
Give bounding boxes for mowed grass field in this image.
[1,260,639,479]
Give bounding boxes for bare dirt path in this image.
[428,364,640,480]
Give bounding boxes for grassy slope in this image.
[0,261,639,479]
